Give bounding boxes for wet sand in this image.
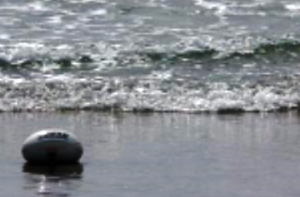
[1,112,300,197]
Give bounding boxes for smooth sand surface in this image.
[1,112,300,197]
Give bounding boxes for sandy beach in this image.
[0,111,299,197]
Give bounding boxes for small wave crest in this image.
[141,40,300,63]
[0,40,299,71]
[0,39,299,75]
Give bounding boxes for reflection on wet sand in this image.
[23,163,83,197]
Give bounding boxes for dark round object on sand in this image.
[22,129,83,164]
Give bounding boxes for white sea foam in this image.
[0,0,297,113]
[0,74,298,113]
[90,9,108,16]
[195,0,227,12]
[285,4,300,11]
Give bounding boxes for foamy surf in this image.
[0,0,298,113]
[0,73,298,113]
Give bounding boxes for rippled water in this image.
[1,0,300,112]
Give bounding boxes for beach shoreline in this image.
[0,111,300,196]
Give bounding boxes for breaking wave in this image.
[0,40,300,73]
[0,39,300,113]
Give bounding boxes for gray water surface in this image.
[0,112,300,196]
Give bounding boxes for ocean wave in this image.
[142,40,300,63]
[0,39,299,74]
[0,39,298,113]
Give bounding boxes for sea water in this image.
[0,0,300,112]
[1,1,300,196]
